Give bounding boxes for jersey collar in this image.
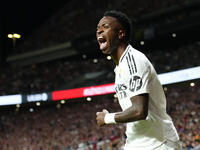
[114,44,130,73]
[119,44,131,64]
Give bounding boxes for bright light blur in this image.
[164,87,168,91]
[140,41,145,45]
[29,108,34,112]
[82,55,87,58]
[13,33,21,38]
[87,97,91,101]
[7,34,13,38]
[36,102,40,106]
[172,33,176,37]
[7,33,21,38]
[107,55,112,60]
[93,59,97,63]
[190,82,195,87]
[61,100,65,104]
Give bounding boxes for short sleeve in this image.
[127,53,152,98]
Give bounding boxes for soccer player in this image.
[96,10,181,150]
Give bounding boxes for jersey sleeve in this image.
[127,52,152,98]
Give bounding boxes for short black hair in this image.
[104,10,132,42]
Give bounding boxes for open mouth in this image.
[98,37,107,50]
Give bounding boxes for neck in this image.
[111,43,129,65]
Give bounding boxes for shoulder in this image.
[120,45,151,69]
[120,45,148,63]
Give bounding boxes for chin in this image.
[101,47,110,54]
[102,50,110,55]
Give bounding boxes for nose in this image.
[97,28,103,36]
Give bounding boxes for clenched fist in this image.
[96,109,109,126]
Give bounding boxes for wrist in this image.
[104,113,116,124]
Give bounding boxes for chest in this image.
[114,66,132,110]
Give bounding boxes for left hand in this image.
[96,109,109,126]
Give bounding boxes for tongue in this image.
[100,42,107,50]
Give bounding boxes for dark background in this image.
[0,0,68,65]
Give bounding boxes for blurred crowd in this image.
[0,0,199,96]
[1,0,199,96]
[0,39,200,96]
[145,40,200,73]
[0,84,199,150]
[13,0,200,54]
[166,85,200,150]
[0,55,115,96]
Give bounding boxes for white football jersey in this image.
[114,45,179,150]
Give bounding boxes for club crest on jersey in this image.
[119,68,121,79]
[129,76,142,92]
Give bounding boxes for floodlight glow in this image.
[7,34,13,38]
[13,33,21,38]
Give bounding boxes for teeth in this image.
[98,37,103,40]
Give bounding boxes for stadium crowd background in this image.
[1,40,200,96]
[0,85,200,150]
[0,0,200,149]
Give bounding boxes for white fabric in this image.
[114,45,179,150]
[153,139,182,150]
[104,113,116,124]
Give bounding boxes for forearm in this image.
[115,106,146,123]
[114,94,149,123]
[98,94,149,125]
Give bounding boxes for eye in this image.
[104,26,109,29]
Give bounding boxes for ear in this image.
[118,30,126,40]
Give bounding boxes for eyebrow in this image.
[97,23,107,29]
